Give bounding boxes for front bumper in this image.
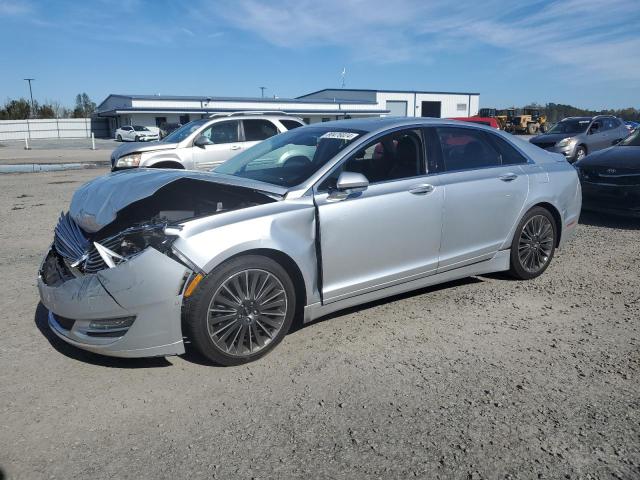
[581,181,640,217]
[539,144,577,161]
[38,247,191,358]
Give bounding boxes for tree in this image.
[0,98,32,119]
[38,104,56,118]
[72,93,96,118]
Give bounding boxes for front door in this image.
[314,128,443,303]
[192,120,243,170]
[434,126,529,270]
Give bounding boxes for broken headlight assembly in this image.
[89,224,178,271]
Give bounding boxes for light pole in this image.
[24,78,35,117]
[259,86,266,98]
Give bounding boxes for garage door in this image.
[386,100,408,117]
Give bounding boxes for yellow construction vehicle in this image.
[509,107,548,134]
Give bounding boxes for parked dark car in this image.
[574,128,640,217]
[530,115,628,163]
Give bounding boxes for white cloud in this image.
[0,0,31,16]
[208,0,640,82]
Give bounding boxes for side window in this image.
[603,118,618,131]
[280,119,304,131]
[243,120,279,141]
[202,121,239,144]
[436,127,502,171]
[486,133,528,165]
[319,129,425,191]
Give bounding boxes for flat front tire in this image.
[509,207,557,280]
[183,255,296,366]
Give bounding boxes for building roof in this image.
[96,93,377,111]
[298,88,481,98]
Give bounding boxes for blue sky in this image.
[1,0,639,110]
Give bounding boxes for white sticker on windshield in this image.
[320,132,359,140]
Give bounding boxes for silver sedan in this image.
[38,118,582,365]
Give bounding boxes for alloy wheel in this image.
[206,269,288,357]
[517,215,554,274]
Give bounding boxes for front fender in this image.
[173,197,319,306]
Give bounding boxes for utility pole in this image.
[24,78,35,117]
[259,87,266,98]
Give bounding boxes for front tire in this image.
[116,134,122,141]
[509,207,557,280]
[574,145,586,162]
[184,255,296,366]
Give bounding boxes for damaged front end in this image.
[38,170,279,358]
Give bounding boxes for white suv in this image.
[111,113,305,171]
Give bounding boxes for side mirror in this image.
[194,135,213,148]
[336,171,369,192]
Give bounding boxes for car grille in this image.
[53,213,114,274]
[581,166,640,186]
[533,142,556,150]
[54,212,89,264]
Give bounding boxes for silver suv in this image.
[111,112,305,171]
[529,115,628,163]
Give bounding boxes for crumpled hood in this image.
[111,141,177,162]
[69,169,287,233]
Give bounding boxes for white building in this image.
[96,88,479,135]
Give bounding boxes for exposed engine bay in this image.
[43,177,277,283]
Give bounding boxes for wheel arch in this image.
[148,160,184,169]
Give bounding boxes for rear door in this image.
[192,120,242,170]
[434,126,529,271]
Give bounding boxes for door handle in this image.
[230,145,241,150]
[499,173,518,182]
[408,184,435,195]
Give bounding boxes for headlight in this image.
[556,137,575,147]
[115,153,142,168]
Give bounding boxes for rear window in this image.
[243,119,279,141]
[280,119,304,131]
[437,127,529,171]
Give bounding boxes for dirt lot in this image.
[1,169,638,480]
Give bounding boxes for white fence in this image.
[0,118,109,141]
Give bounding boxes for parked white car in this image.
[110,113,305,171]
[115,125,160,142]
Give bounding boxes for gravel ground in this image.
[0,169,638,480]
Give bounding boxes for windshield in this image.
[215,126,364,187]
[619,128,640,146]
[162,119,209,143]
[133,126,149,131]
[547,119,590,135]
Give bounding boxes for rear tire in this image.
[183,255,297,366]
[509,207,557,280]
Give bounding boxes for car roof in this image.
[311,116,479,133]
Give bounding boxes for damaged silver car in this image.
[38,118,582,365]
